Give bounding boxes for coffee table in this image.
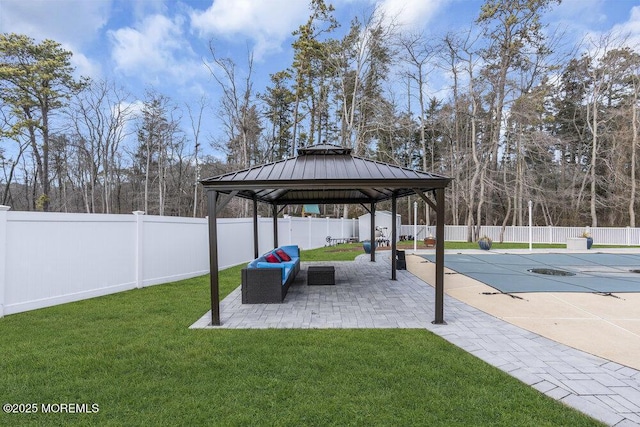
[307,265,335,285]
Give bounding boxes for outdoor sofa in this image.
[241,245,300,303]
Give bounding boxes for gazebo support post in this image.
[413,188,446,324]
[253,196,259,259]
[206,190,221,326]
[273,203,278,247]
[434,187,446,324]
[391,193,397,280]
[370,202,376,262]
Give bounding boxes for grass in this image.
[0,246,604,426]
[318,240,628,254]
[303,241,567,259]
[300,244,366,261]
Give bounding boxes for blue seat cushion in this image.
[255,262,292,283]
[248,256,267,269]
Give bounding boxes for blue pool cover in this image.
[420,253,640,293]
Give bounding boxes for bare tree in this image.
[290,0,338,153]
[333,7,396,155]
[206,44,258,170]
[398,31,436,171]
[135,90,181,215]
[186,96,208,217]
[476,0,560,226]
[441,30,487,240]
[68,79,134,213]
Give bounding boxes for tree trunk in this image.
[144,136,151,214]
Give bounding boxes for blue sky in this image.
[2,0,640,158]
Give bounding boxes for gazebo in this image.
[200,144,452,326]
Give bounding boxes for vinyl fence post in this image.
[413,201,417,252]
[133,211,145,289]
[353,218,357,240]
[326,216,330,243]
[0,206,10,318]
[528,200,533,251]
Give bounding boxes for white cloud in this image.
[546,0,640,55]
[69,51,103,80]
[610,6,640,50]
[0,0,111,45]
[108,14,206,84]
[189,0,310,59]
[117,99,145,121]
[578,5,640,60]
[0,0,108,81]
[375,0,448,29]
[549,0,607,27]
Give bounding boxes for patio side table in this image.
[307,266,335,286]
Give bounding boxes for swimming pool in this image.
[420,252,640,293]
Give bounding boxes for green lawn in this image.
[0,246,603,426]
[328,240,627,252]
[306,241,577,257]
[399,240,621,250]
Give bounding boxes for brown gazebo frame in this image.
[200,144,452,326]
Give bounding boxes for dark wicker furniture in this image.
[242,267,295,303]
[241,245,300,304]
[396,250,406,270]
[307,265,335,286]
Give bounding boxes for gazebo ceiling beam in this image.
[215,190,238,214]
[255,188,290,199]
[356,188,379,199]
[413,189,437,211]
[272,197,378,205]
[208,189,443,206]
[263,195,424,205]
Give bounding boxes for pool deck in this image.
[192,249,640,426]
[410,249,640,371]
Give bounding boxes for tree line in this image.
[1,0,640,238]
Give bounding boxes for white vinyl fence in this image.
[402,224,640,246]
[4,203,637,318]
[0,206,357,317]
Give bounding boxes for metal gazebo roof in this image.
[200,143,451,327]
[200,144,451,204]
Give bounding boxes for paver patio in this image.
[191,254,640,426]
